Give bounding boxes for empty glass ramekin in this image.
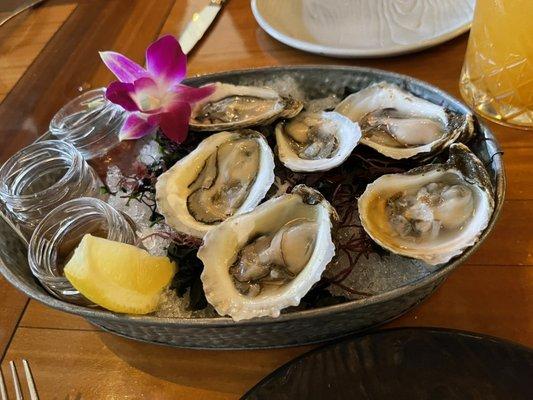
[0,140,102,236]
[28,197,137,304]
[50,88,126,159]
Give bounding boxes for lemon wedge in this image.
[64,234,176,314]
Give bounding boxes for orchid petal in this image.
[169,84,216,105]
[134,76,159,93]
[106,81,139,112]
[131,77,163,113]
[148,102,191,143]
[99,51,147,83]
[146,35,186,86]
[119,113,157,141]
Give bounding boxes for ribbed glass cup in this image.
[0,140,102,236]
[50,88,126,159]
[459,0,533,129]
[28,197,137,304]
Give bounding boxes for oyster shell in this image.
[275,111,361,172]
[190,82,303,132]
[198,185,336,321]
[155,130,275,238]
[358,143,494,265]
[335,82,474,160]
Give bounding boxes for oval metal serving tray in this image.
[0,66,505,349]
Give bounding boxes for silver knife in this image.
[0,0,48,27]
[179,0,227,54]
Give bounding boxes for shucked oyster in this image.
[190,82,303,132]
[198,185,336,321]
[230,218,318,297]
[358,143,494,265]
[155,130,274,238]
[335,82,474,160]
[275,111,361,172]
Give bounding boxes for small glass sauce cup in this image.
[0,140,102,237]
[50,88,126,159]
[28,197,137,304]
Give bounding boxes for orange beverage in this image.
[460,0,533,129]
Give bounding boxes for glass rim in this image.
[0,139,84,201]
[28,196,129,249]
[49,87,124,137]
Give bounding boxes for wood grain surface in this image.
[0,1,531,399]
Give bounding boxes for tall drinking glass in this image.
[460,0,533,129]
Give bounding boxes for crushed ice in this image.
[106,167,171,257]
[138,140,163,165]
[251,75,341,112]
[260,75,306,101]
[104,141,208,317]
[327,252,439,300]
[156,289,217,319]
[306,94,341,112]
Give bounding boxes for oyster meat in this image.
[335,82,474,160]
[358,143,494,265]
[198,185,336,321]
[275,111,361,172]
[155,130,275,238]
[190,82,303,132]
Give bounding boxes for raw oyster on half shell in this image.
[190,82,303,132]
[275,111,361,172]
[198,185,336,321]
[358,143,494,265]
[155,130,275,238]
[335,82,474,160]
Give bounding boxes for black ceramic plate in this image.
[242,328,533,400]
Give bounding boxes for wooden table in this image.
[0,0,531,398]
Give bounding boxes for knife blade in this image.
[179,0,227,54]
[0,0,47,27]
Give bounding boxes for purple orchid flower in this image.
[100,35,214,143]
